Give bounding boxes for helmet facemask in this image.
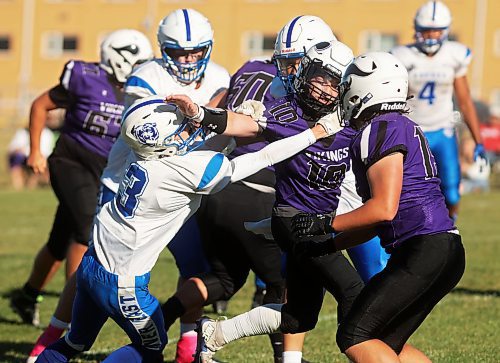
[293,55,342,119]
[413,1,452,55]
[161,42,212,84]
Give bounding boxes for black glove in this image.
[292,237,337,260]
[291,213,336,237]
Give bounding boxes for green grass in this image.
[0,189,499,362]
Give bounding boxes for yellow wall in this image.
[1,0,499,124]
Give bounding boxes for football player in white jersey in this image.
[98,9,230,362]
[35,95,339,363]
[391,0,485,219]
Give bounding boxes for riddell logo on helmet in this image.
[281,48,297,53]
[380,103,406,111]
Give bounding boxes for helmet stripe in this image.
[123,98,165,122]
[182,9,191,41]
[286,16,302,48]
[432,1,437,21]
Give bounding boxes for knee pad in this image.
[279,305,318,334]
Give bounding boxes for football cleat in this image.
[193,317,226,363]
[10,289,42,327]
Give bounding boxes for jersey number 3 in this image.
[117,163,149,218]
[418,81,436,105]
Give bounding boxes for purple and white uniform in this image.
[350,113,456,250]
[56,60,124,157]
[260,97,355,214]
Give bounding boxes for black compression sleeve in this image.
[199,106,228,134]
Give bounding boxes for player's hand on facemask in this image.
[165,94,200,119]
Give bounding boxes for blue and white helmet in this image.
[100,29,154,84]
[157,9,214,84]
[274,15,336,94]
[414,1,452,54]
[121,96,206,159]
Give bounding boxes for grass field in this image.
[0,188,499,363]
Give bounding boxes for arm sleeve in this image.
[229,128,317,183]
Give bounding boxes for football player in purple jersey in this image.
[8,29,153,363]
[162,15,338,363]
[166,40,367,363]
[291,52,465,363]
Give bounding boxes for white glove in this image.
[316,111,343,136]
[234,100,267,122]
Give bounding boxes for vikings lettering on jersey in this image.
[350,113,455,249]
[391,41,471,131]
[58,60,125,157]
[260,97,354,213]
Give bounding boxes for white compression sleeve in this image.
[229,129,316,183]
[219,304,283,345]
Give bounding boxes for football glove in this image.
[315,111,343,136]
[233,100,267,122]
[292,237,336,260]
[291,213,336,237]
[473,143,486,161]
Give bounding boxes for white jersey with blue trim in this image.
[391,41,471,131]
[94,150,232,276]
[124,58,230,107]
[100,59,230,192]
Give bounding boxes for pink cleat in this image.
[175,332,197,363]
[26,325,65,363]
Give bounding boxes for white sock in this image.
[180,323,197,336]
[50,316,70,330]
[219,304,283,344]
[283,351,303,363]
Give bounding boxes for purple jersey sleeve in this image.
[350,113,455,249]
[58,60,125,158]
[261,98,353,213]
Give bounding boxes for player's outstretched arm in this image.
[166,94,260,137]
[229,124,329,183]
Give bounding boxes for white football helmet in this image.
[121,96,206,159]
[100,29,154,84]
[414,1,452,54]
[157,8,213,83]
[340,52,408,129]
[274,15,336,94]
[292,40,353,118]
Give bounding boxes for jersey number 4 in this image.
[418,81,436,105]
[117,163,149,218]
